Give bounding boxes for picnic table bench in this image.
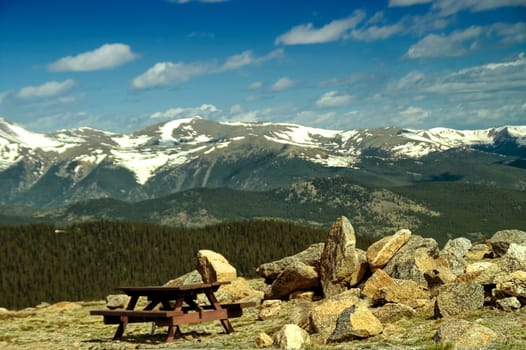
[90,281,256,342]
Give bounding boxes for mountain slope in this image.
[5,178,523,246]
[1,116,525,207]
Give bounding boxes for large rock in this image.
[309,290,361,341]
[105,294,129,310]
[164,270,203,286]
[274,324,311,350]
[433,319,498,350]
[319,216,361,297]
[212,277,264,303]
[257,243,324,283]
[435,282,484,318]
[328,303,383,342]
[255,332,273,348]
[383,235,439,287]
[442,237,472,259]
[372,279,431,309]
[486,229,526,257]
[465,243,493,261]
[366,229,411,271]
[269,261,320,299]
[372,303,415,323]
[505,243,526,262]
[196,250,237,283]
[258,299,283,320]
[494,270,526,298]
[362,269,396,300]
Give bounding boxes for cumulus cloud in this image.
[406,26,482,58]
[275,10,365,45]
[132,49,283,90]
[48,43,136,72]
[150,104,220,119]
[271,77,296,92]
[17,79,76,99]
[316,91,353,108]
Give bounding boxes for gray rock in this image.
[164,270,203,286]
[319,216,360,297]
[442,237,472,259]
[270,261,320,299]
[486,229,526,257]
[257,243,324,283]
[105,294,129,310]
[434,319,498,350]
[372,303,415,323]
[496,297,522,311]
[383,235,439,287]
[435,282,485,318]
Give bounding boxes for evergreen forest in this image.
[0,220,339,310]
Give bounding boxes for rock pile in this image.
[255,216,526,349]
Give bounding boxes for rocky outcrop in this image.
[486,229,526,257]
[196,250,237,283]
[257,243,324,283]
[319,216,360,297]
[434,319,498,349]
[383,235,439,287]
[269,262,320,299]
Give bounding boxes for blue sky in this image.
[1,0,525,133]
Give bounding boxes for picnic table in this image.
[90,281,256,342]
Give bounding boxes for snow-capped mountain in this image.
[0,116,524,207]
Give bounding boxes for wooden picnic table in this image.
[90,281,256,342]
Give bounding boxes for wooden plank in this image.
[90,309,183,318]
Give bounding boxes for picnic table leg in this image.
[112,295,138,339]
[205,291,234,333]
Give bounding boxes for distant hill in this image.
[2,178,524,246]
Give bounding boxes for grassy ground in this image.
[1,296,525,350]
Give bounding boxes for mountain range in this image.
[1,116,525,210]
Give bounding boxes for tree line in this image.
[0,220,330,309]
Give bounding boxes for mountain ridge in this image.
[1,116,525,207]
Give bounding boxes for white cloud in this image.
[271,77,296,92]
[275,10,365,45]
[229,104,243,114]
[433,0,526,16]
[490,22,526,44]
[316,91,353,108]
[349,22,404,41]
[48,43,136,72]
[389,0,432,6]
[395,106,431,125]
[132,49,283,90]
[150,104,220,119]
[248,81,262,90]
[132,61,211,89]
[17,79,76,99]
[222,51,254,70]
[406,26,482,58]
